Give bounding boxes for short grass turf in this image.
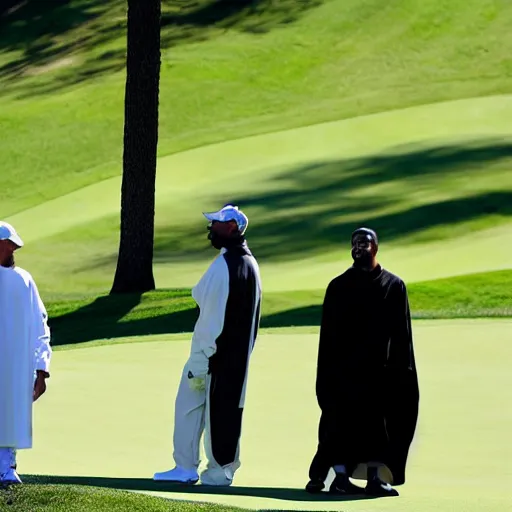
[44,269,512,348]
[16,321,512,512]
[6,95,512,299]
[1,0,512,216]
[1,1,512,303]
[1,484,216,512]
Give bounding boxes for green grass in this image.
[1,484,229,512]
[44,269,512,347]
[1,0,512,216]
[16,323,512,512]
[0,0,511,304]
[1,3,511,511]
[407,269,512,317]
[7,97,512,299]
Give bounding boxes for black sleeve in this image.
[315,280,340,410]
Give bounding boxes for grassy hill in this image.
[1,0,511,215]
[1,0,511,309]
[7,97,512,300]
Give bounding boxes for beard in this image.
[208,232,226,250]
[351,247,372,268]
[208,231,244,250]
[1,254,15,268]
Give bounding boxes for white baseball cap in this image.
[203,204,249,235]
[0,221,24,247]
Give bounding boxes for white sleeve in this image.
[191,257,230,358]
[30,278,52,373]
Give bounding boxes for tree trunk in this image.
[111,0,161,294]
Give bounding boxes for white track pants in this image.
[172,365,242,483]
[0,372,38,473]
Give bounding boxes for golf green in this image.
[19,320,512,511]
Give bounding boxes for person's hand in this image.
[188,375,206,392]
[185,352,209,379]
[185,351,210,391]
[33,371,49,402]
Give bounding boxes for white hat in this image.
[0,221,24,247]
[203,204,249,235]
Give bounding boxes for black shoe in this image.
[305,478,325,493]
[365,477,399,497]
[329,473,364,495]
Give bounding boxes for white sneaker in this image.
[1,468,22,484]
[153,466,199,484]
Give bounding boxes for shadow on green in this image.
[202,138,512,261]
[47,270,512,347]
[78,137,512,269]
[47,291,318,347]
[21,475,378,503]
[48,290,197,346]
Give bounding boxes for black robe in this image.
[309,264,420,486]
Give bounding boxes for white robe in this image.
[0,266,52,449]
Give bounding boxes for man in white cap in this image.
[154,205,262,486]
[0,221,52,484]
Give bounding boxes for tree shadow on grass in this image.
[161,0,323,43]
[262,305,322,328]
[0,0,121,80]
[21,474,378,503]
[74,137,512,280]
[48,289,323,347]
[49,265,512,347]
[152,137,512,262]
[0,0,323,97]
[48,291,198,347]
[44,136,512,348]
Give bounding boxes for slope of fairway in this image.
[1,0,512,216]
[18,321,512,512]
[7,95,512,298]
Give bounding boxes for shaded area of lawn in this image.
[46,269,512,347]
[0,0,322,94]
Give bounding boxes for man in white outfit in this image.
[154,205,262,486]
[0,221,52,485]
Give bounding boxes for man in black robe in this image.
[305,227,420,497]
